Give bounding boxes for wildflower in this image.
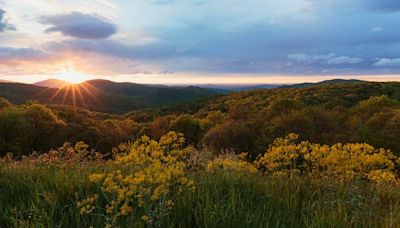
[141,215,150,222]
[256,134,400,183]
[207,153,257,174]
[80,132,195,224]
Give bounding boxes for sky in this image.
[1,0,400,84]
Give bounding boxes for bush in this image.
[256,134,400,183]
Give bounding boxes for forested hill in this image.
[152,81,400,115]
[3,80,400,157]
[278,79,364,89]
[0,80,222,113]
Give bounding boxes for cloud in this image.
[327,56,363,65]
[373,58,400,67]
[369,27,383,33]
[40,12,116,39]
[49,39,175,60]
[0,8,15,32]
[4,0,400,77]
[0,46,43,60]
[288,53,362,66]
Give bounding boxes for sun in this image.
[57,70,88,84]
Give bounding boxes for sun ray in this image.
[61,85,71,105]
[71,85,77,113]
[35,80,70,99]
[75,84,88,108]
[49,83,70,102]
[79,82,103,106]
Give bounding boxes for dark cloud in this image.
[40,12,116,39]
[0,8,16,32]
[0,46,45,65]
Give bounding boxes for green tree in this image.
[170,115,202,146]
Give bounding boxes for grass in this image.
[1,163,400,228]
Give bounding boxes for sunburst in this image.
[34,69,103,113]
[56,69,88,84]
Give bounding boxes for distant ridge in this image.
[279,79,364,89]
[197,84,280,91]
[34,79,72,88]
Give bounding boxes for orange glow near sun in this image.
[57,69,88,84]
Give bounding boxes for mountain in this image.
[34,79,72,88]
[196,84,281,91]
[0,80,223,113]
[152,80,400,115]
[278,79,364,89]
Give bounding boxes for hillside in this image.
[278,79,364,89]
[153,81,400,115]
[196,83,280,91]
[0,80,222,113]
[34,79,72,88]
[3,80,400,155]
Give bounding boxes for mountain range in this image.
[0,78,369,113]
[0,79,223,113]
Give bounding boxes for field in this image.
[1,132,400,227]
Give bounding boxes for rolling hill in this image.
[278,79,364,89]
[0,80,222,113]
[150,80,400,116]
[34,79,72,88]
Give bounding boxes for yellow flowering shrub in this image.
[256,134,399,183]
[207,153,257,174]
[2,142,104,169]
[79,132,194,226]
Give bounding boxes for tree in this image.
[0,97,12,109]
[22,102,66,152]
[203,120,256,155]
[266,98,304,118]
[150,117,170,140]
[361,110,400,155]
[0,106,30,156]
[170,115,202,146]
[0,102,65,156]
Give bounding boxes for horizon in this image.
[3,75,400,86]
[0,75,400,86]
[1,1,400,84]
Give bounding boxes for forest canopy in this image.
[2,81,400,158]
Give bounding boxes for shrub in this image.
[256,134,399,183]
[79,132,195,227]
[207,153,257,174]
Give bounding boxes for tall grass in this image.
[1,164,400,227]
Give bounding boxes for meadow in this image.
[1,132,399,227]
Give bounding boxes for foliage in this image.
[79,132,195,227]
[256,134,400,183]
[206,152,257,174]
[0,102,65,157]
[4,81,400,159]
